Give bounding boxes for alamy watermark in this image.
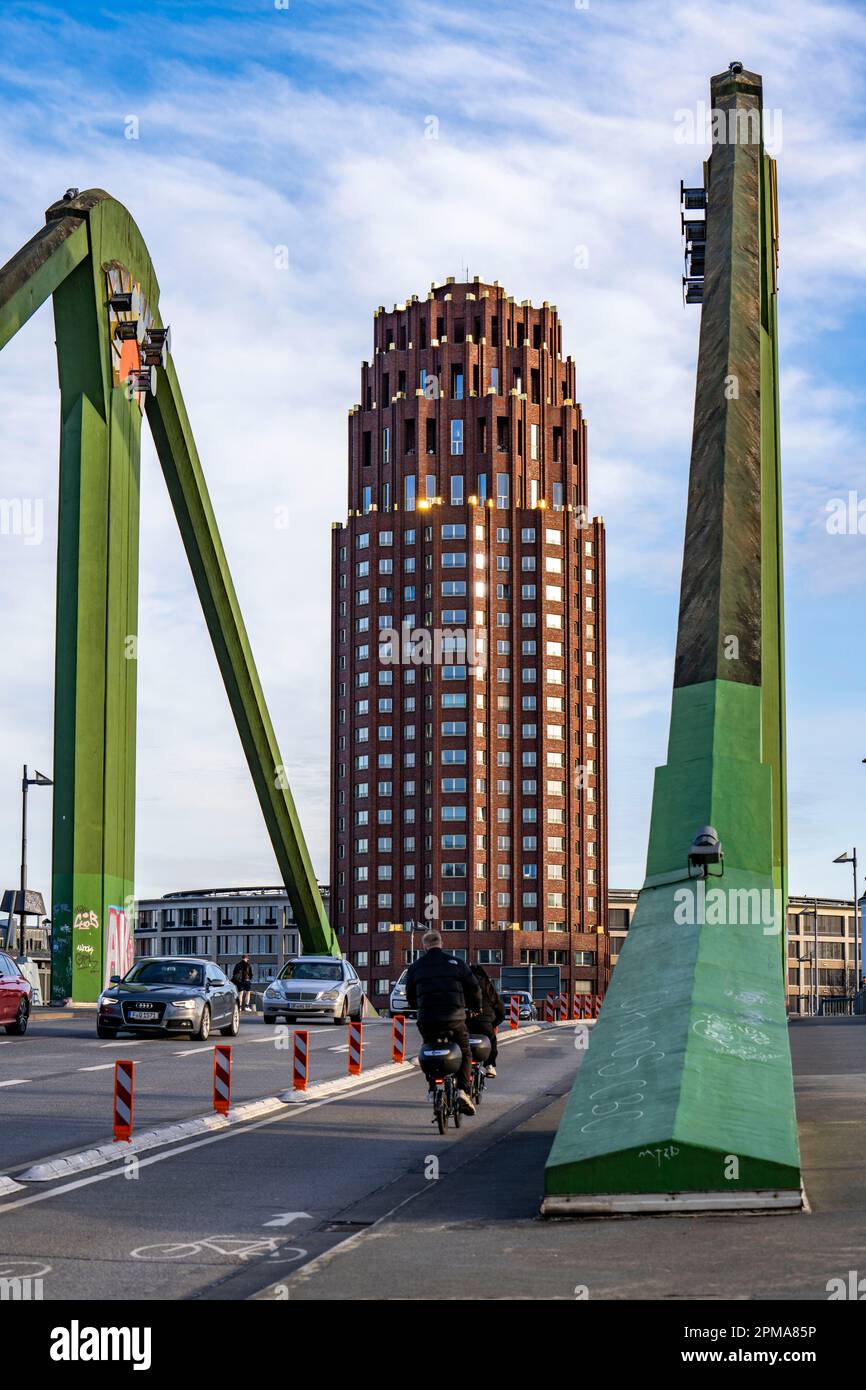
[673,882,782,935]
[0,497,43,546]
[674,102,783,155]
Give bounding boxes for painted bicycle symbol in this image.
[130,1235,306,1263]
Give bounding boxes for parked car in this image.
[96,958,239,1040]
[389,969,416,1019]
[0,951,32,1035]
[499,989,538,1021]
[261,956,363,1024]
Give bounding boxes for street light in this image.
[18,765,53,956]
[833,851,860,1000]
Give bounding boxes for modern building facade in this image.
[133,886,321,983]
[329,277,608,1005]
[609,888,863,1015]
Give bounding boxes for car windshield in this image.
[279,961,343,982]
[124,961,204,987]
[394,971,407,988]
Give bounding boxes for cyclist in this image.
[468,963,506,1077]
[406,928,481,1115]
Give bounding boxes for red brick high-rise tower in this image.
[329,277,608,1007]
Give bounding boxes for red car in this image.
[0,951,32,1034]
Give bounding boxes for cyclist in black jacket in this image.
[468,963,506,1077]
[406,929,481,1114]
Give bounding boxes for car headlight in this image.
[264,986,278,996]
[172,999,197,1009]
[320,990,340,1002]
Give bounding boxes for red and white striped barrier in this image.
[509,995,520,1030]
[544,994,555,1023]
[559,992,569,1021]
[293,1030,309,1091]
[113,1059,134,1142]
[595,993,603,1016]
[573,991,580,1021]
[213,1044,232,1114]
[392,1014,406,1063]
[348,1020,363,1075]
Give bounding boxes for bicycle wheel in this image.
[435,1087,447,1135]
[452,1079,462,1128]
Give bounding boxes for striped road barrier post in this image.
[213,1044,232,1114]
[509,995,520,1030]
[559,991,569,1021]
[595,993,603,1017]
[293,1029,309,1091]
[348,1020,363,1075]
[544,994,555,1023]
[113,1059,135,1142]
[392,1013,406,1063]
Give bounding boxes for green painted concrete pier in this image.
[543,66,801,1213]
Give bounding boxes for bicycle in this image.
[419,1034,464,1135]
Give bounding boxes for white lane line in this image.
[0,1079,30,1088]
[329,1045,350,1053]
[173,1048,211,1057]
[78,1065,115,1073]
[98,1041,144,1049]
[0,1067,424,1214]
[0,1024,558,1210]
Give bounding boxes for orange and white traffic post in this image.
[594,993,603,1016]
[213,1044,232,1114]
[113,1059,135,1142]
[544,993,555,1023]
[293,1029,309,1091]
[509,994,520,1030]
[348,1020,363,1075]
[392,1014,406,1063]
[559,991,569,1021]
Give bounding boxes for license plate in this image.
[129,1009,155,1020]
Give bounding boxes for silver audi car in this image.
[96,957,239,1041]
[261,956,363,1025]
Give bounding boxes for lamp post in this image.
[833,851,860,1003]
[18,766,53,957]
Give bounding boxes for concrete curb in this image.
[8,1018,573,1187]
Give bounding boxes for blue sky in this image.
[1,0,866,905]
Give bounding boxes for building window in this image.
[451,419,464,456]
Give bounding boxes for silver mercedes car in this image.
[96,957,239,1041]
[261,956,363,1025]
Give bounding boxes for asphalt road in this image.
[0,1021,578,1300]
[0,1012,401,1172]
[1,1017,864,1301]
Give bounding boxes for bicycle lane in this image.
[0,1025,581,1300]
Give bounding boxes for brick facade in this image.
[329,278,608,1005]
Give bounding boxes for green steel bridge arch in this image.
[0,188,338,1001]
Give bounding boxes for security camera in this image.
[729,61,744,75]
[688,826,724,879]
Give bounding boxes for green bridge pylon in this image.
[543,67,801,1214]
[0,189,340,1001]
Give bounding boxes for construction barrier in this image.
[392,1013,406,1063]
[544,994,555,1023]
[293,1029,309,1091]
[559,992,569,1021]
[573,991,580,1021]
[594,993,603,1016]
[509,995,520,1030]
[213,1044,232,1114]
[113,1059,135,1142]
[348,1020,363,1075]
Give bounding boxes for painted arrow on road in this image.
[262,1212,311,1228]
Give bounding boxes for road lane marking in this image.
[0,1079,30,1088]
[78,1064,115,1073]
[0,1025,563,1207]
